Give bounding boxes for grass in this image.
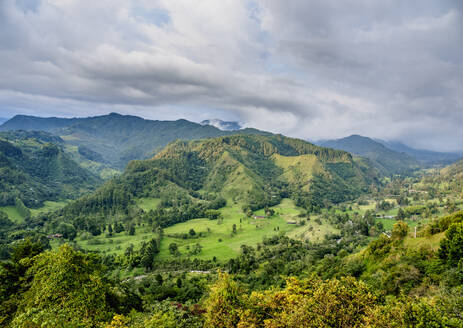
[0,206,24,223]
[375,217,429,231]
[1,200,69,223]
[157,198,336,261]
[136,198,161,211]
[30,201,69,216]
[71,226,158,256]
[404,231,445,251]
[69,198,337,262]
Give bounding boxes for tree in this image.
[0,238,46,325]
[114,222,124,233]
[155,273,163,285]
[392,221,408,240]
[438,222,463,267]
[191,243,202,255]
[189,229,196,237]
[168,243,178,255]
[396,208,405,221]
[11,244,113,327]
[141,238,159,270]
[56,222,77,240]
[203,273,244,328]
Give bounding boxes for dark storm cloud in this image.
[0,0,462,151]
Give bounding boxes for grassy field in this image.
[157,198,335,261]
[375,217,428,231]
[70,226,158,256]
[136,198,161,211]
[1,201,69,223]
[30,201,69,216]
[69,198,337,262]
[0,206,24,223]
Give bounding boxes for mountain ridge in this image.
[319,134,419,175]
[0,113,271,171]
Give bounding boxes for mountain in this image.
[319,135,420,175]
[0,131,100,209]
[0,113,267,171]
[438,158,463,187]
[52,134,377,231]
[0,115,84,132]
[200,119,242,131]
[375,139,461,166]
[0,118,8,125]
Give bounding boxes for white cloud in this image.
[0,0,462,151]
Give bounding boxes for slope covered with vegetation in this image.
[321,134,420,175]
[40,134,376,237]
[0,131,100,213]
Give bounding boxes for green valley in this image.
[1,125,462,328]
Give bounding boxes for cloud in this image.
[0,0,462,151]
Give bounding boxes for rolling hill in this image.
[50,134,377,234]
[319,135,420,175]
[0,131,100,211]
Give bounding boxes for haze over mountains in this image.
[2,113,461,179]
[318,135,461,175]
[375,139,461,166]
[200,119,242,131]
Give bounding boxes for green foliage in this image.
[203,272,244,328]
[11,244,114,327]
[392,221,409,240]
[202,274,454,328]
[438,222,463,267]
[0,132,100,208]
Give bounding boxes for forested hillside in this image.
[320,135,420,175]
[0,131,100,211]
[41,134,376,235]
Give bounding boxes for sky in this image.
[0,0,462,151]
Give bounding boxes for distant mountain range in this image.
[318,135,461,175]
[200,119,242,131]
[2,114,459,179]
[0,113,269,173]
[0,118,8,125]
[319,135,420,175]
[0,115,84,132]
[374,139,461,166]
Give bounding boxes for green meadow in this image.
[68,198,338,262]
[1,200,68,223]
[157,198,317,261]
